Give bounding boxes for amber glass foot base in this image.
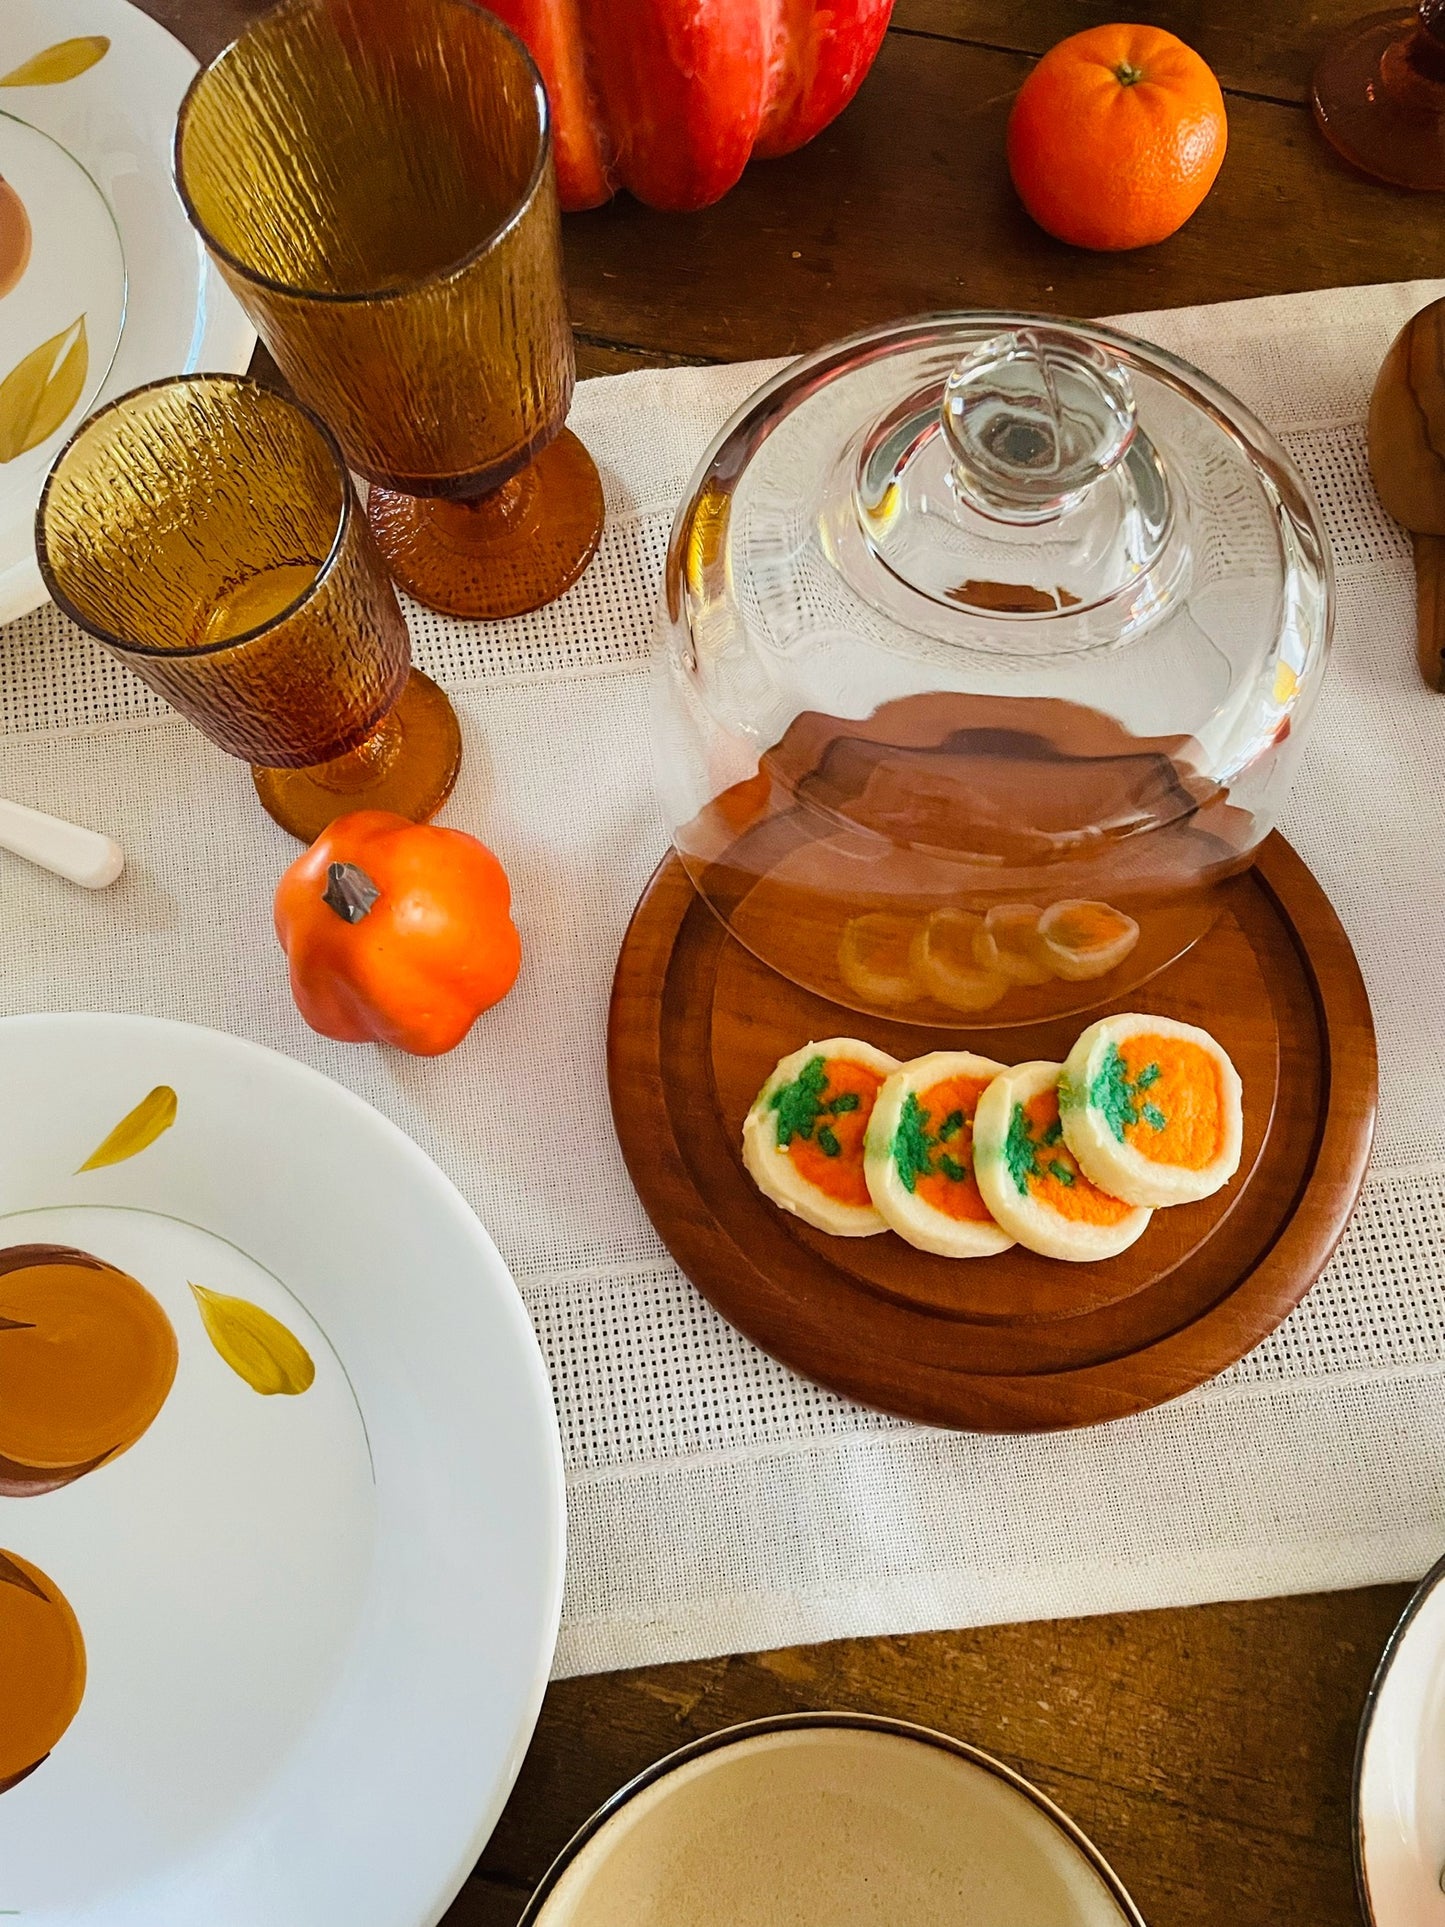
[368,428,605,620]
[1313,9,1445,188]
[251,668,462,842]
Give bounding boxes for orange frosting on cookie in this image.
[910,1073,995,1223]
[1048,902,1134,955]
[786,1058,885,1206]
[1019,1089,1135,1225]
[1119,1033,1224,1170]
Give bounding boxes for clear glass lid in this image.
[655,313,1332,1026]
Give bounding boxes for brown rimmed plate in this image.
[518,1711,1147,1925]
[1353,1550,1445,1925]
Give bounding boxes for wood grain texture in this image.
[1416,531,1445,689]
[142,2,1420,1916]
[152,0,1445,374]
[556,30,1445,367]
[1366,294,1445,687]
[607,837,1376,1429]
[891,0,1374,104]
[454,1590,1412,1925]
[1367,294,1445,533]
[143,0,261,60]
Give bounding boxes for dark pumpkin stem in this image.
[323,861,381,924]
[0,1550,47,1599]
[1114,60,1146,84]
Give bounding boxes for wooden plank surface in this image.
[891,0,1374,104]
[158,0,1445,370]
[444,1590,1413,1925]
[559,28,1445,366]
[148,3,1434,1920]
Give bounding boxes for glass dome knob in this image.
[942,328,1139,524]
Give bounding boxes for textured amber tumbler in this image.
[174,0,604,620]
[36,375,461,842]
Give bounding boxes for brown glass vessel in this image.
[37,375,461,841]
[1314,0,1445,188]
[174,0,603,620]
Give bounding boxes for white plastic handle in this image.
[0,797,124,889]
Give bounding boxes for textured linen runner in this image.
[3,279,1444,1677]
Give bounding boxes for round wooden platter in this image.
[607,835,1378,1432]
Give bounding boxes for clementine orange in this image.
[1006,24,1227,251]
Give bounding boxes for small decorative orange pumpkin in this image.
[274,811,521,1056]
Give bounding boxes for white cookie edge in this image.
[1059,1013,1244,1208]
[863,1050,1015,1258]
[973,1060,1152,1261]
[742,1038,901,1236]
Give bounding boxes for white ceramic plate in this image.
[0,1013,565,1927]
[1355,1552,1445,1924]
[0,0,254,622]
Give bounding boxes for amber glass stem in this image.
[300,710,405,794]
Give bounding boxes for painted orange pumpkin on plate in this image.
[0,176,31,297]
[0,1548,85,1794]
[0,1243,177,1496]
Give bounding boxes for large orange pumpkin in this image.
[475,0,895,212]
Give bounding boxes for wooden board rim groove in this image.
[707,894,1281,1334]
[608,835,1377,1432]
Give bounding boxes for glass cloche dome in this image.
[653,313,1332,1026]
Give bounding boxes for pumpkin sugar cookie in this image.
[743,1039,900,1236]
[864,1051,1014,1258]
[1060,1013,1243,1208]
[974,1060,1151,1261]
[837,914,921,1008]
[972,903,1052,986]
[1036,900,1139,980]
[909,910,1009,1012]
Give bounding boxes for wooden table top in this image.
[149,2,1436,1919]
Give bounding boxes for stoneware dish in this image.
[1354,1550,1445,1924]
[0,1012,565,1927]
[0,0,253,621]
[518,1711,1148,1925]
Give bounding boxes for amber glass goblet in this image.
[174,0,604,621]
[1314,0,1445,188]
[36,375,461,843]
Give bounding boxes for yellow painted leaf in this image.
[0,36,110,86]
[77,1085,177,1172]
[1273,661,1300,705]
[190,1285,315,1397]
[0,316,87,463]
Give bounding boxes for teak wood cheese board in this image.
[608,835,1377,1432]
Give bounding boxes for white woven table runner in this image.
[3,279,1445,1677]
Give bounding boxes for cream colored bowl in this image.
[521,1713,1146,1926]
